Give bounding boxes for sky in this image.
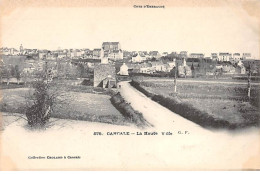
[1,6,259,58]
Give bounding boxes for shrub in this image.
[25,80,52,126]
[110,92,151,128]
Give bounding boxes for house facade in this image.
[218,53,232,62]
[93,49,101,59]
[211,53,218,61]
[102,42,123,60]
[189,53,204,59]
[179,51,188,58]
[132,53,146,63]
[149,51,161,59]
[232,53,241,62]
[242,53,251,60]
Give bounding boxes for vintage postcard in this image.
[0,0,259,171]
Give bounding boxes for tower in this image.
[20,44,23,53]
[183,58,187,66]
[101,46,108,64]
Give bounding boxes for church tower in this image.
[182,58,187,66]
[20,44,23,53]
[101,46,108,64]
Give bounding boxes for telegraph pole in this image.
[174,63,178,93]
[247,64,251,99]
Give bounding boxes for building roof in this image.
[149,51,159,55]
[140,62,152,68]
[219,53,231,55]
[111,50,122,53]
[132,53,145,57]
[190,53,204,55]
[102,42,120,45]
[72,58,100,63]
[151,62,164,66]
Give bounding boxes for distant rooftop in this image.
[102,42,120,45]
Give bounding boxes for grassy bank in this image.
[0,87,128,126]
[110,92,152,128]
[130,80,260,129]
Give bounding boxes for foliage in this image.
[130,80,259,129]
[25,80,53,126]
[169,66,178,78]
[110,92,152,128]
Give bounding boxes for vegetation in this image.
[130,79,260,129]
[25,80,53,126]
[110,92,152,128]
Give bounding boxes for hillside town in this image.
[0,42,259,88]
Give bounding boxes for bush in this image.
[81,79,93,86]
[110,92,151,128]
[25,80,52,126]
[130,80,237,129]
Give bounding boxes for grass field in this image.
[0,87,130,126]
[136,78,260,127]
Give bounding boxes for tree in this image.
[247,64,251,99]
[183,67,186,78]
[25,80,52,126]
[191,63,195,78]
[1,66,11,85]
[77,64,85,78]
[14,65,21,84]
[10,65,16,77]
[151,57,157,62]
[0,65,4,83]
[170,66,178,78]
[24,61,68,127]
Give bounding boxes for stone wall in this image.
[94,64,116,87]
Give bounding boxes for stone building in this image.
[93,49,101,59]
[102,42,123,60]
[94,64,116,88]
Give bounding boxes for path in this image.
[118,81,208,131]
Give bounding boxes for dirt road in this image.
[118,81,207,131]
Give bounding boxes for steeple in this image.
[20,44,23,53]
[183,58,186,66]
[101,46,108,64]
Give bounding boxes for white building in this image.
[218,53,232,62]
[242,53,251,60]
[211,53,218,61]
[108,50,123,60]
[189,53,204,59]
[74,49,84,57]
[168,59,176,69]
[232,53,241,62]
[118,63,129,76]
[132,53,146,63]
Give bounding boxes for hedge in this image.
[110,92,152,128]
[130,80,243,129]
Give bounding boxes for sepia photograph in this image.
[0,0,259,171]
